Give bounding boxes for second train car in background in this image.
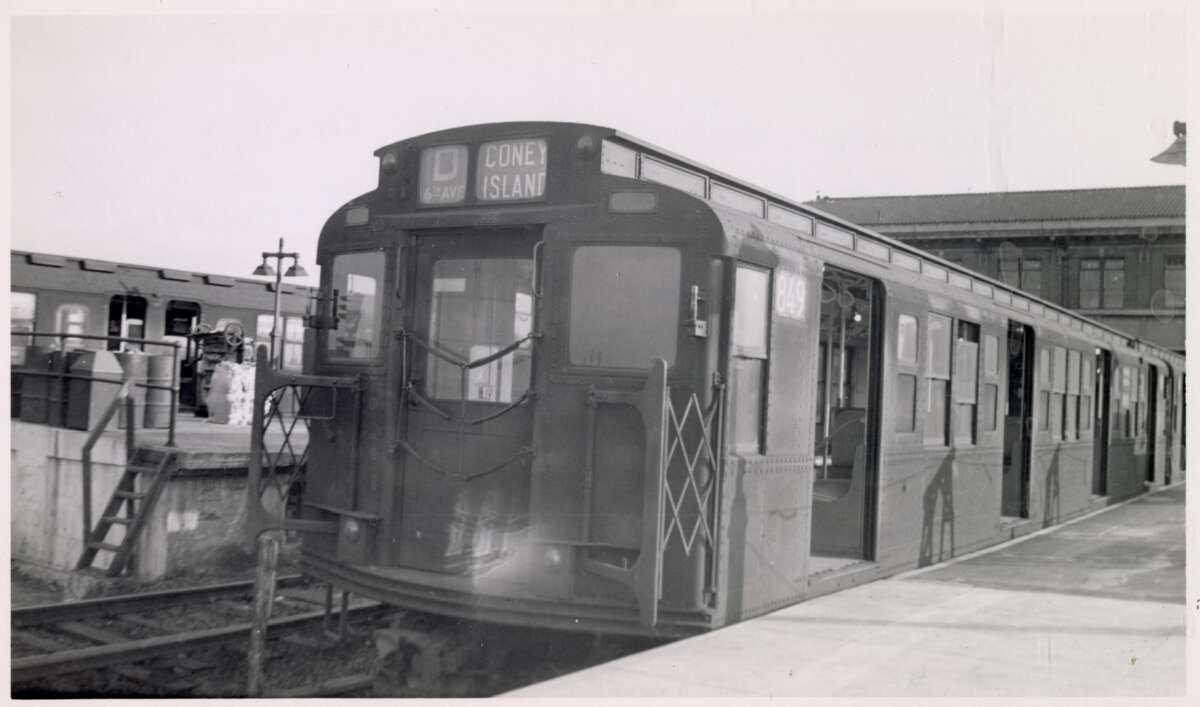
[11,250,313,409]
[249,122,1185,638]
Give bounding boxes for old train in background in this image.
[10,250,313,411]
[242,121,1184,640]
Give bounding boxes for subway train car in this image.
[11,251,314,409]
[247,122,1185,638]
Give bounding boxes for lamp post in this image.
[252,238,308,367]
[1151,121,1186,166]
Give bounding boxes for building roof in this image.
[806,185,1185,226]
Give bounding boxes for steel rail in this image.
[12,599,385,683]
[11,575,306,629]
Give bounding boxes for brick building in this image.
[808,185,1185,352]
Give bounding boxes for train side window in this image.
[1037,348,1051,432]
[569,245,680,369]
[55,304,89,349]
[1063,350,1080,441]
[895,314,919,434]
[732,264,770,454]
[11,292,37,364]
[953,321,980,445]
[165,300,201,337]
[1051,346,1066,439]
[326,251,385,361]
[924,313,952,446]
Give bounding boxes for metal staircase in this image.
[76,448,179,576]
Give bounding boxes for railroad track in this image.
[11,576,387,696]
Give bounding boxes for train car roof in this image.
[603,129,1183,368]
[11,249,315,295]
[367,121,1180,368]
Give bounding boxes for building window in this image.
[999,258,1042,297]
[1080,258,1125,309]
[1164,255,1185,307]
[11,292,37,364]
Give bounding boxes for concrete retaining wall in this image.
[10,421,256,586]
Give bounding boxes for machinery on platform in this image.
[244,122,1187,641]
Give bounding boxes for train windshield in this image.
[327,251,384,360]
[427,257,534,402]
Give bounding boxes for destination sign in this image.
[419,144,468,205]
[476,138,547,202]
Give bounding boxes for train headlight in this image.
[343,518,361,543]
[381,151,400,175]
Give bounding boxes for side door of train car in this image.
[396,228,541,572]
[807,263,882,575]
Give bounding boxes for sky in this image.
[5,0,1191,286]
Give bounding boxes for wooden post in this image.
[247,532,280,696]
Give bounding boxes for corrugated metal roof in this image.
[806,185,1185,226]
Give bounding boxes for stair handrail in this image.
[80,371,137,552]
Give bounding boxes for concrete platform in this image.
[130,415,308,472]
[510,482,1186,698]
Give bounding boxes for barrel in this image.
[65,350,124,431]
[19,346,55,424]
[144,353,175,429]
[114,351,149,430]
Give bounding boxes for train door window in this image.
[895,314,919,433]
[282,316,304,371]
[1121,366,1132,437]
[1080,357,1093,435]
[326,251,385,361]
[1002,322,1035,518]
[979,333,999,433]
[430,256,535,401]
[1064,350,1081,441]
[569,245,680,370]
[11,292,37,364]
[924,313,952,446]
[953,321,980,445]
[55,304,89,349]
[107,295,147,351]
[732,264,769,454]
[165,301,201,337]
[1137,369,1147,435]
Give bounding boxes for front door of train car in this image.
[395,228,540,572]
